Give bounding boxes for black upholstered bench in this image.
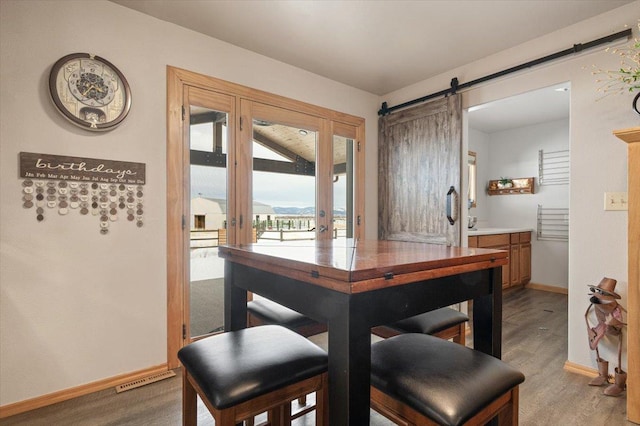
[372,307,469,345]
[371,334,525,426]
[178,325,328,426]
[247,298,328,337]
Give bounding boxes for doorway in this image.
[467,82,570,293]
[166,67,366,368]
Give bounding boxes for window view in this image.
[333,134,354,239]
[189,106,228,338]
[252,120,318,245]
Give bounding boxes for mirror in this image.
[468,151,477,208]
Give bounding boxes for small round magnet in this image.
[58,207,68,215]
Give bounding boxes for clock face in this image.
[49,53,131,131]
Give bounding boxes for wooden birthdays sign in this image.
[19,152,146,234]
[20,152,145,184]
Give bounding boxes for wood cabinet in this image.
[614,127,639,423]
[469,231,531,288]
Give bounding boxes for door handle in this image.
[446,186,458,225]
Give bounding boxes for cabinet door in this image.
[495,244,510,288]
[510,244,520,286]
[520,243,531,284]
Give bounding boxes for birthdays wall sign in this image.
[19,152,146,235]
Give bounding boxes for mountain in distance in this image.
[273,206,346,216]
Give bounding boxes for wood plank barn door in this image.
[378,94,462,246]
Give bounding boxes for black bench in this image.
[247,298,327,337]
[178,325,328,426]
[372,307,469,345]
[371,333,525,425]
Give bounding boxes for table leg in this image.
[224,261,247,331]
[473,265,502,358]
[327,304,372,426]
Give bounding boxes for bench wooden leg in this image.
[315,373,329,426]
[182,372,197,426]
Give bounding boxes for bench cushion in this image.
[178,325,327,409]
[371,333,524,426]
[388,307,468,335]
[248,298,323,330]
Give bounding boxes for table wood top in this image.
[219,239,508,293]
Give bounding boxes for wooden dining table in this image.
[219,239,508,426]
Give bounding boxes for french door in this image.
[167,67,365,367]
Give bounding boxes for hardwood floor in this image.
[0,288,630,425]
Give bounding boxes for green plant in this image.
[498,177,512,185]
[591,21,640,97]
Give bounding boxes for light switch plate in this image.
[604,192,628,211]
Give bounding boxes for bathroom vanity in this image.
[468,228,532,288]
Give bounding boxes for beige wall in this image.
[381,1,639,370]
[0,0,378,406]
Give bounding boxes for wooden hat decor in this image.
[588,277,621,300]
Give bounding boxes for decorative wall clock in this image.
[49,53,131,131]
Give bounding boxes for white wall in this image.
[468,128,491,228]
[0,0,378,406]
[382,2,637,372]
[481,119,570,288]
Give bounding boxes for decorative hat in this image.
[588,277,620,300]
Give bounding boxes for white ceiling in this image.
[110,0,628,132]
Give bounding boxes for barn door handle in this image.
[446,186,458,225]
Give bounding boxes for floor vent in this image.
[115,370,176,393]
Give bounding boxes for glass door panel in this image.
[252,119,318,245]
[187,90,233,340]
[333,123,358,240]
[333,134,354,239]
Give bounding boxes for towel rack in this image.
[537,205,569,241]
[538,149,569,185]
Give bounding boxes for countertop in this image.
[468,227,533,236]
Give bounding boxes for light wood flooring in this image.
[0,288,630,425]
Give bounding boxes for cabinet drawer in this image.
[519,232,531,243]
[510,233,519,244]
[478,233,510,247]
[468,236,478,248]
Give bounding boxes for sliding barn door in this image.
[378,94,462,246]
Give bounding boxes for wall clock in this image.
[49,53,131,131]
